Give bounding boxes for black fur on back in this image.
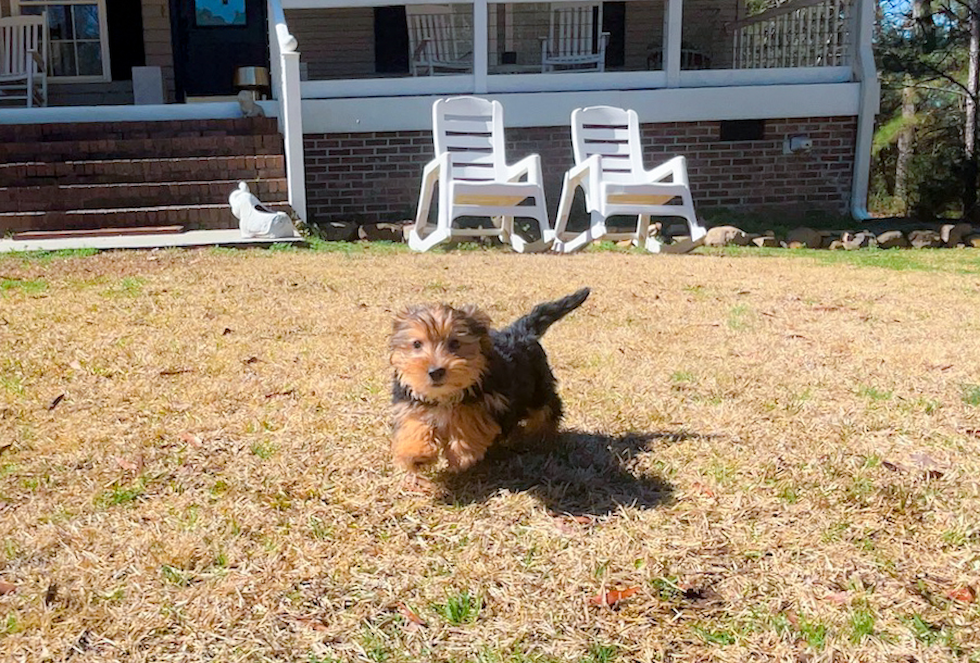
[479,288,590,437]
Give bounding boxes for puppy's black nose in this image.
[428,367,447,382]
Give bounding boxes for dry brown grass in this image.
[1,244,979,663]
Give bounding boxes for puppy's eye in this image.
[447,339,461,352]
[412,340,423,349]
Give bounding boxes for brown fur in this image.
[388,289,590,478]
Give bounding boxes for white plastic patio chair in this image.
[407,5,471,76]
[540,2,609,73]
[409,97,554,253]
[0,13,48,107]
[553,106,707,253]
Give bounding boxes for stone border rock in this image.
[702,222,979,250]
[300,219,980,251]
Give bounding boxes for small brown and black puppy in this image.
[388,288,590,478]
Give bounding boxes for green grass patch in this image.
[857,385,893,401]
[95,479,146,508]
[961,384,980,406]
[692,625,737,646]
[0,277,47,295]
[432,589,482,625]
[849,608,875,643]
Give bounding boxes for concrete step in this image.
[0,155,286,188]
[0,201,291,233]
[0,134,284,163]
[0,117,280,143]
[2,178,287,213]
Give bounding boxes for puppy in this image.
[388,288,590,478]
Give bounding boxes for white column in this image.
[664,0,683,87]
[281,49,308,223]
[849,0,878,219]
[474,0,489,93]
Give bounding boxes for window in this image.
[720,119,765,141]
[15,0,110,81]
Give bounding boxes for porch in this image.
[0,0,878,239]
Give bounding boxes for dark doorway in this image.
[170,0,269,99]
[374,6,409,74]
[603,2,625,69]
[106,0,146,80]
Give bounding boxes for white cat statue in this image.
[229,181,296,239]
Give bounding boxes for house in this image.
[0,0,878,238]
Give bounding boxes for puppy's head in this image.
[389,303,492,402]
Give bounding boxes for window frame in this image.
[12,0,113,83]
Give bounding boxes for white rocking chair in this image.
[553,106,706,253]
[540,2,609,73]
[410,97,554,253]
[0,13,48,107]
[407,5,471,76]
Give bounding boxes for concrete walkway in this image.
[0,229,305,253]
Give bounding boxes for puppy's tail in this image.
[512,288,591,338]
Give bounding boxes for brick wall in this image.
[303,115,857,224]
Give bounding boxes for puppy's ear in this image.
[389,307,418,359]
[458,304,492,336]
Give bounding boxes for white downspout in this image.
[850,0,879,220]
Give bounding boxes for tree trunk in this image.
[965,0,980,220]
[896,77,915,215]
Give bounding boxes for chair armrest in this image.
[643,155,689,186]
[506,154,543,184]
[29,49,44,71]
[421,151,450,186]
[413,39,430,63]
[565,154,602,188]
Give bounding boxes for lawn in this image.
[1,244,979,662]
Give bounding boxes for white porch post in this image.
[849,0,879,220]
[663,0,683,87]
[474,0,489,94]
[280,48,308,223]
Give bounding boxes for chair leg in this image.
[510,203,553,253]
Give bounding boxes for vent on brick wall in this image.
[719,120,765,142]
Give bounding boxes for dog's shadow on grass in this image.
[438,430,698,517]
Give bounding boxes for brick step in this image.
[2,178,287,213]
[0,202,291,233]
[0,155,286,188]
[0,134,284,163]
[0,117,280,143]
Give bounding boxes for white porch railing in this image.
[731,0,852,69]
[268,0,307,223]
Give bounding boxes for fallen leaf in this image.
[784,609,800,628]
[0,581,16,595]
[690,482,715,497]
[0,442,12,455]
[48,393,65,410]
[911,452,941,469]
[590,586,639,607]
[180,432,203,448]
[294,616,329,632]
[243,357,260,365]
[882,460,904,472]
[44,583,57,605]
[69,360,82,371]
[115,456,141,472]
[825,591,850,605]
[947,586,976,603]
[396,602,428,628]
